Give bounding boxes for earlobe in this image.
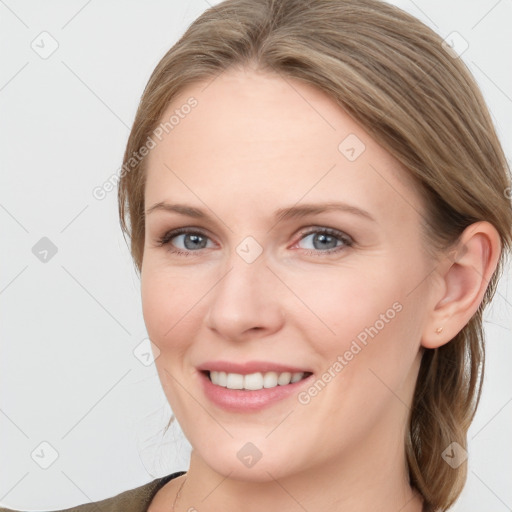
[421,221,501,349]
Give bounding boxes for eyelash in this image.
[155,227,354,257]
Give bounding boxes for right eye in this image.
[157,228,215,255]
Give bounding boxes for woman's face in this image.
[141,66,435,481]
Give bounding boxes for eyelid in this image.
[295,226,353,244]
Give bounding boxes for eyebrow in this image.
[145,201,376,223]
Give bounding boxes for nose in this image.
[204,253,285,342]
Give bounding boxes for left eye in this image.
[295,228,353,253]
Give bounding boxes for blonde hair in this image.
[118,0,512,509]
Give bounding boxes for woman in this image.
[2,0,510,511]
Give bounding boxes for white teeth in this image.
[244,372,264,390]
[226,373,244,389]
[209,371,306,390]
[277,372,292,385]
[210,371,228,387]
[291,372,303,383]
[217,371,227,386]
[263,371,278,388]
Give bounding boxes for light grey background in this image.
[1,1,510,510]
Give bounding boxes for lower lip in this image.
[199,371,314,412]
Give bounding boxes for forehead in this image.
[144,67,423,225]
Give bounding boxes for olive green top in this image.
[0,471,186,512]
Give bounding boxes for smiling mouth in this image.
[202,370,313,391]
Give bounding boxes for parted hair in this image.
[118,0,512,509]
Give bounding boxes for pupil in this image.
[314,233,336,250]
[184,234,206,250]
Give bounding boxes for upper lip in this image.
[197,360,312,375]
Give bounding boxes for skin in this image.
[141,64,501,512]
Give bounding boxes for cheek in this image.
[141,270,166,341]
[141,268,200,403]
[292,262,424,395]
[141,262,217,363]
[141,265,191,344]
[289,266,403,346]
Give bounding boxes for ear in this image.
[421,221,502,349]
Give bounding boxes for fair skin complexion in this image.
[141,65,501,512]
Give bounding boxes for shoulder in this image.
[0,471,186,512]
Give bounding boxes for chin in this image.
[188,431,316,483]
